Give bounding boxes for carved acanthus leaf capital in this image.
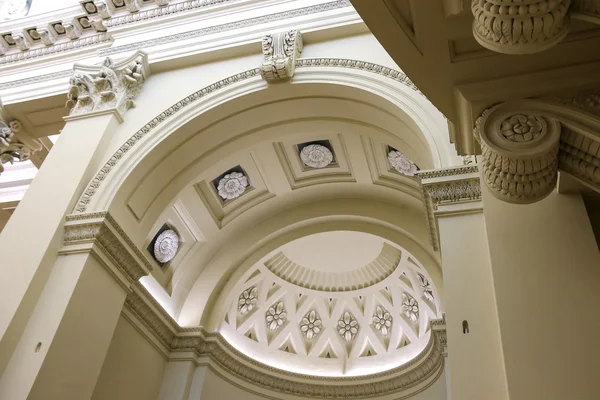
[65,50,150,122]
[0,100,43,174]
[472,0,571,54]
[259,30,303,82]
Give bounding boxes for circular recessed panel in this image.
[153,229,179,263]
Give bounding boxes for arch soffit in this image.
[75,59,455,219]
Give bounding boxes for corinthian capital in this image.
[0,100,43,175]
[475,103,561,203]
[65,50,150,122]
[472,0,571,54]
[259,30,303,82]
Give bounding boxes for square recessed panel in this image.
[195,153,274,229]
[274,134,355,189]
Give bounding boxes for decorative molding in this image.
[260,30,303,82]
[0,70,72,90]
[402,293,419,323]
[0,99,43,174]
[217,171,249,200]
[73,59,421,214]
[300,143,333,168]
[418,273,434,302]
[266,301,287,331]
[100,0,350,56]
[337,311,359,341]
[472,0,571,54]
[238,286,257,315]
[153,229,179,263]
[61,212,153,287]
[123,284,446,398]
[474,104,560,204]
[65,50,149,122]
[418,165,482,251]
[372,305,392,336]
[388,149,418,176]
[300,310,322,339]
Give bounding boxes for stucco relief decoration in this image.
[300,310,322,339]
[474,104,560,204]
[373,306,392,336]
[388,150,418,176]
[402,294,419,322]
[300,144,334,168]
[471,0,571,54]
[238,287,257,315]
[217,171,249,200]
[66,51,149,119]
[266,301,287,331]
[0,0,32,20]
[338,311,359,341]
[418,273,434,301]
[153,229,179,263]
[260,30,303,82]
[501,114,544,142]
[0,101,43,174]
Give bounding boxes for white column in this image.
[420,166,509,400]
[482,185,600,400]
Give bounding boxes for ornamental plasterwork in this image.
[338,311,359,342]
[73,59,421,214]
[238,286,257,315]
[501,114,543,142]
[372,306,392,336]
[472,0,571,54]
[217,171,249,200]
[300,310,322,339]
[418,273,434,302]
[0,100,43,174]
[402,293,419,323]
[260,30,303,82]
[221,250,441,378]
[125,283,447,399]
[153,229,179,263]
[387,149,418,176]
[66,51,149,120]
[266,301,287,331]
[300,144,334,168]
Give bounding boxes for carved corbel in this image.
[12,34,28,51]
[64,22,81,40]
[475,103,561,203]
[65,50,150,122]
[259,30,303,82]
[156,0,169,5]
[472,0,571,54]
[0,100,43,175]
[124,0,139,13]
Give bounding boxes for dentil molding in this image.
[123,283,447,399]
[64,50,149,122]
[61,212,153,289]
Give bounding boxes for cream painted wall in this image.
[91,316,167,400]
[198,368,447,400]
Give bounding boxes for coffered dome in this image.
[219,231,441,377]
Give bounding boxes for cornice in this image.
[418,165,482,251]
[61,212,153,287]
[74,58,420,213]
[124,283,446,398]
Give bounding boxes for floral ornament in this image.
[217,171,249,200]
[238,286,257,315]
[418,273,434,302]
[300,310,322,339]
[402,293,419,322]
[153,229,179,263]
[338,311,359,342]
[501,115,543,142]
[266,301,287,331]
[300,144,334,168]
[372,306,392,336]
[388,150,418,176]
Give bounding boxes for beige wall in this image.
[91,316,167,400]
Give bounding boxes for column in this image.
[0,51,150,399]
[0,213,152,400]
[482,186,600,400]
[420,165,509,400]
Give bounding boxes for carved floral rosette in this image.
[153,229,179,263]
[471,0,571,55]
[474,102,561,204]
